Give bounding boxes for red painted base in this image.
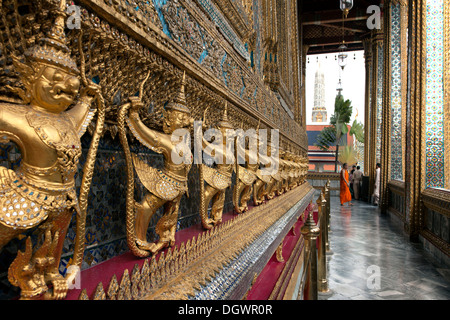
[65,204,253,300]
[246,209,318,300]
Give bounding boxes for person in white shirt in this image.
[372,163,381,205]
[352,165,363,200]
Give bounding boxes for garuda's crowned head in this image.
[216,101,235,144]
[10,0,81,113]
[163,71,194,134]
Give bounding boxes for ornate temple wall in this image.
[0,0,310,299]
[375,0,450,268]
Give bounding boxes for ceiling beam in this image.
[301,9,369,25]
[319,22,366,34]
[307,44,364,55]
[303,35,362,47]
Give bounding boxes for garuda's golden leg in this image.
[276,181,282,196]
[232,181,242,213]
[202,184,220,229]
[210,191,225,225]
[253,179,265,205]
[265,179,276,200]
[135,193,166,252]
[151,195,182,254]
[240,185,252,212]
[233,181,250,213]
[42,208,73,300]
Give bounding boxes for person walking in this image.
[349,165,356,198]
[352,165,363,200]
[340,163,353,206]
[372,163,381,206]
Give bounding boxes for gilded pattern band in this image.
[400,3,408,181]
[424,0,445,188]
[444,0,450,189]
[380,2,392,211]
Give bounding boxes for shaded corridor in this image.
[319,197,450,300]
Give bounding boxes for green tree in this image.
[314,94,363,172]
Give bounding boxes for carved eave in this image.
[209,0,253,43]
[72,0,306,151]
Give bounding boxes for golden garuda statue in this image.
[118,71,194,257]
[232,121,259,214]
[290,153,301,189]
[286,151,298,191]
[275,149,289,196]
[252,138,273,206]
[198,102,235,230]
[265,145,281,200]
[0,0,104,299]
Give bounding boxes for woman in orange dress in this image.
[340,163,353,206]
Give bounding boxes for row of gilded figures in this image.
[0,0,308,300]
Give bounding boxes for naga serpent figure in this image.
[198,102,235,230]
[0,0,104,299]
[118,71,194,257]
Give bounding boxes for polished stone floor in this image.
[318,196,450,300]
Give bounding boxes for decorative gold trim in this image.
[380,4,392,212]
[421,188,450,218]
[307,172,340,180]
[444,0,450,190]
[400,3,408,180]
[388,180,405,196]
[93,283,106,300]
[269,230,305,300]
[275,242,285,263]
[77,184,313,300]
[419,229,450,257]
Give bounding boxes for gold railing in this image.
[300,180,331,299]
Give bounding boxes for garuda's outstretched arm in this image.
[126,97,165,155]
[66,83,101,137]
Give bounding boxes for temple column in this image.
[301,44,309,128]
[403,0,427,236]
[380,0,408,211]
[362,37,372,177]
[369,30,383,198]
